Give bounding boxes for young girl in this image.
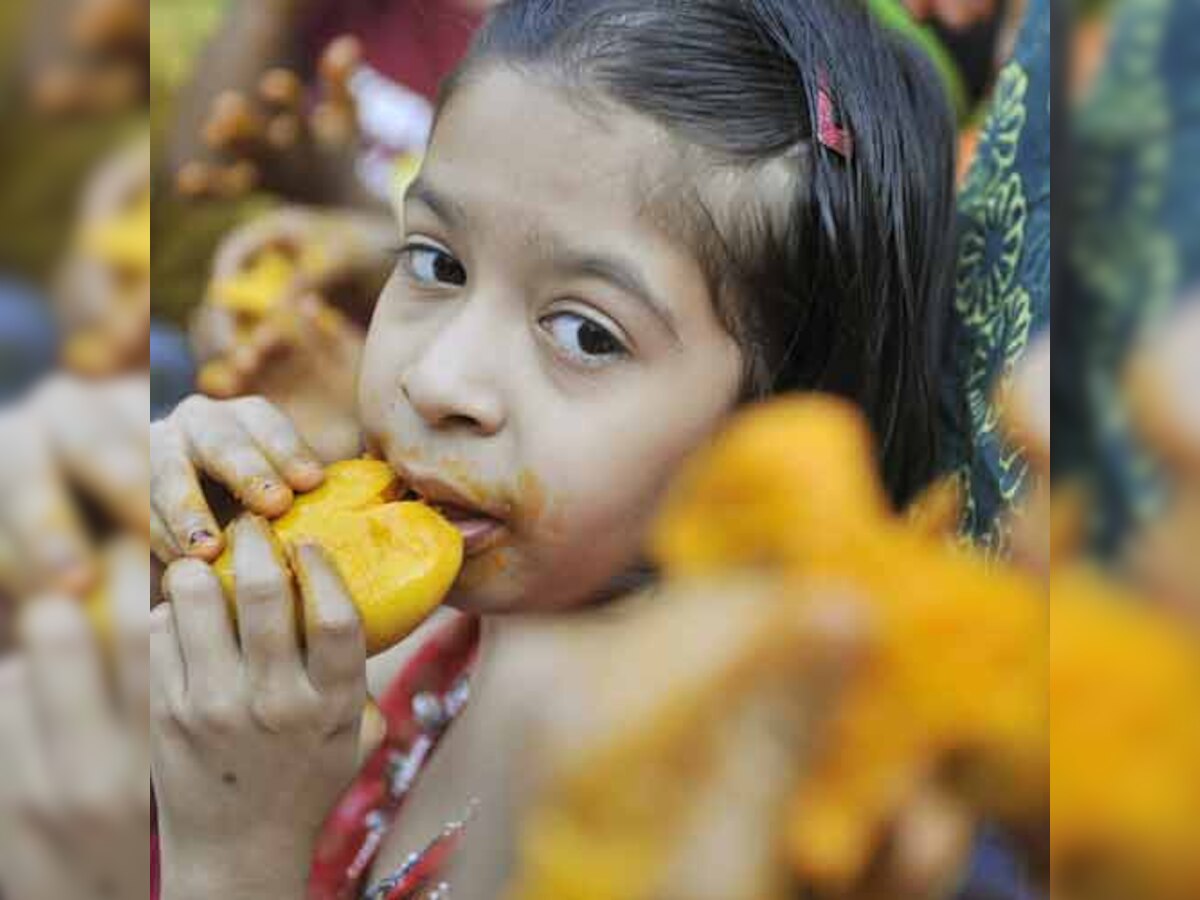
[148,1,958,897]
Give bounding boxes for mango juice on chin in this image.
[212,459,463,656]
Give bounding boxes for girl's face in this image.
[359,67,742,614]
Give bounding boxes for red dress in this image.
[310,614,480,900]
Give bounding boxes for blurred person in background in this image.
[150,1,498,447]
[165,0,500,210]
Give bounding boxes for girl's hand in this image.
[0,539,150,900]
[188,206,389,461]
[150,516,367,899]
[174,37,372,207]
[149,393,324,564]
[22,0,149,117]
[55,138,151,377]
[0,375,148,599]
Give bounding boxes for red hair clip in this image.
[817,75,853,161]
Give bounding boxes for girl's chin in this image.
[442,548,526,615]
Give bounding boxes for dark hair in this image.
[445,0,957,507]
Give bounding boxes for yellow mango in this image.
[211,243,329,318]
[651,395,893,577]
[212,249,298,317]
[214,459,463,655]
[510,396,1048,900]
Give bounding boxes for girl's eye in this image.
[400,243,467,287]
[541,311,629,364]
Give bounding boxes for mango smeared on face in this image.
[214,459,463,655]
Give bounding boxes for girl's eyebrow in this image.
[555,250,680,343]
[405,175,679,342]
[404,177,468,228]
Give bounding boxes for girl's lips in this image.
[431,503,509,556]
[399,469,511,557]
[453,518,509,556]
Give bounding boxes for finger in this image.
[0,658,55,815]
[176,160,219,199]
[149,419,222,561]
[266,113,303,152]
[214,160,261,199]
[232,516,306,698]
[230,318,293,383]
[293,291,359,354]
[258,68,303,112]
[40,382,150,536]
[103,375,151,440]
[106,539,151,731]
[189,300,241,365]
[203,90,266,153]
[294,542,364,698]
[233,397,325,490]
[162,559,240,703]
[178,397,294,517]
[310,101,357,150]
[150,505,184,562]
[211,207,319,279]
[148,603,186,721]
[0,412,95,595]
[19,597,119,782]
[196,358,247,399]
[317,35,362,107]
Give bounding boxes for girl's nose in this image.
[400,315,507,436]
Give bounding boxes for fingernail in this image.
[286,459,324,488]
[248,478,292,509]
[188,528,216,548]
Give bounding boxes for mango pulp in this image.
[211,244,328,318]
[214,459,463,655]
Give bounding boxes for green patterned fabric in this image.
[942,0,1051,555]
[1058,0,1200,552]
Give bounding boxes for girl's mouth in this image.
[428,502,508,557]
[400,473,510,557]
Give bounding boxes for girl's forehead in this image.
[424,66,681,238]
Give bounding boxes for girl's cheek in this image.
[358,320,419,436]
